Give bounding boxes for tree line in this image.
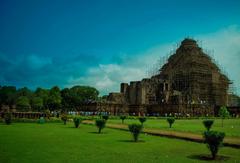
[0,85,99,112]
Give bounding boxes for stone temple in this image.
[107,38,231,116]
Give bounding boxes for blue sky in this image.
[0,0,240,95]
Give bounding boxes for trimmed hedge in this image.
[203,119,214,131]
[73,117,81,128]
[203,131,225,159]
[167,117,175,128]
[128,123,143,142]
[95,119,106,133]
[138,117,147,126]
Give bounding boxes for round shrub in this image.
[203,119,214,131]
[120,115,127,124]
[95,119,106,133]
[73,117,81,128]
[61,114,68,125]
[167,117,175,128]
[4,112,12,125]
[38,117,45,124]
[138,117,146,126]
[203,131,225,159]
[102,115,109,121]
[128,123,143,142]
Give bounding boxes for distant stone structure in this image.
[107,38,232,116]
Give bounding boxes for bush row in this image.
[2,113,226,160]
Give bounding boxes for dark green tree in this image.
[69,86,99,108]
[35,87,49,108]
[31,97,43,111]
[128,124,143,142]
[61,86,99,111]
[0,86,17,106]
[16,87,33,99]
[47,86,62,111]
[218,106,230,127]
[60,88,72,111]
[16,96,31,111]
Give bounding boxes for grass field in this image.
[108,118,240,137]
[0,122,240,163]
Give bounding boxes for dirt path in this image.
[82,120,240,148]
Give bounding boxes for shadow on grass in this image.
[67,126,78,128]
[88,131,107,134]
[118,140,145,143]
[187,154,230,161]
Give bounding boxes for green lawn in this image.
[108,118,240,137]
[0,122,240,163]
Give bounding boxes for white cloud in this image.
[67,25,240,95]
[66,63,147,94]
[95,75,115,90]
[197,25,240,95]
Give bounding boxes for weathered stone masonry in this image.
[106,38,232,116]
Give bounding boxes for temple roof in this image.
[180,38,198,48]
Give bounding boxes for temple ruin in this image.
[107,38,232,116]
